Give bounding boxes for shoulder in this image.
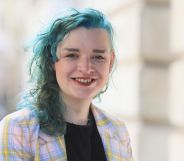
[92,105,133,154]
[92,104,126,126]
[1,108,37,125]
[0,108,40,160]
[0,108,39,137]
[92,105,130,137]
[92,105,134,160]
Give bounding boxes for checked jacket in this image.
[0,105,134,161]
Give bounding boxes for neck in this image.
[62,96,92,125]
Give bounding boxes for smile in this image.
[73,78,96,85]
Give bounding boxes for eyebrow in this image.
[93,49,107,53]
[63,48,106,53]
[63,48,80,52]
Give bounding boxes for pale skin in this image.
[54,27,115,125]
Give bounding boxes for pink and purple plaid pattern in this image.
[0,105,133,161]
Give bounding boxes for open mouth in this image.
[72,78,96,86]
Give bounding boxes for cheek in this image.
[55,66,64,82]
[55,70,61,84]
[98,64,111,77]
[55,62,66,76]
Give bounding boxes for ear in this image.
[109,51,115,72]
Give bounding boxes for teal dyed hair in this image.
[25,8,115,136]
[41,8,114,63]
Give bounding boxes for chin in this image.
[72,92,97,101]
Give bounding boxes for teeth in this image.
[75,78,92,83]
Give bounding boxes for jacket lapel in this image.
[34,105,132,161]
[37,131,67,161]
[92,105,130,161]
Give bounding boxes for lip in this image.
[71,77,97,86]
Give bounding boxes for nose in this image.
[78,56,94,74]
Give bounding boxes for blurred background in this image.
[0,0,184,160]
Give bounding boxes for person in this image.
[0,8,133,161]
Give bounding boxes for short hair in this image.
[26,8,115,136]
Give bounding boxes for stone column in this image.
[139,0,184,161]
[140,0,171,124]
[169,0,184,127]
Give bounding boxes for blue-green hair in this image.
[36,8,114,63]
[24,8,115,136]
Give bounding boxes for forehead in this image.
[59,27,111,48]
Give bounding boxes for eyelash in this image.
[93,55,105,60]
[65,53,105,62]
[66,53,78,58]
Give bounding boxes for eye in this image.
[92,55,105,62]
[66,53,78,59]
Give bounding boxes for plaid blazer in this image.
[0,105,133,161]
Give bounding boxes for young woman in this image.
[0,8,133,161]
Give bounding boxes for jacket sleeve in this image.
[119,123,134,161]
[0,115,32,161]
[126,132,134,161]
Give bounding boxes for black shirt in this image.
[64,113,107,161]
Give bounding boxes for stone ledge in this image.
[142,53,184,66]
[145,0,170,6]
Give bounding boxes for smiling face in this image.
[54,27,114,103]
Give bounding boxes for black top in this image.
[64,113,107,161]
